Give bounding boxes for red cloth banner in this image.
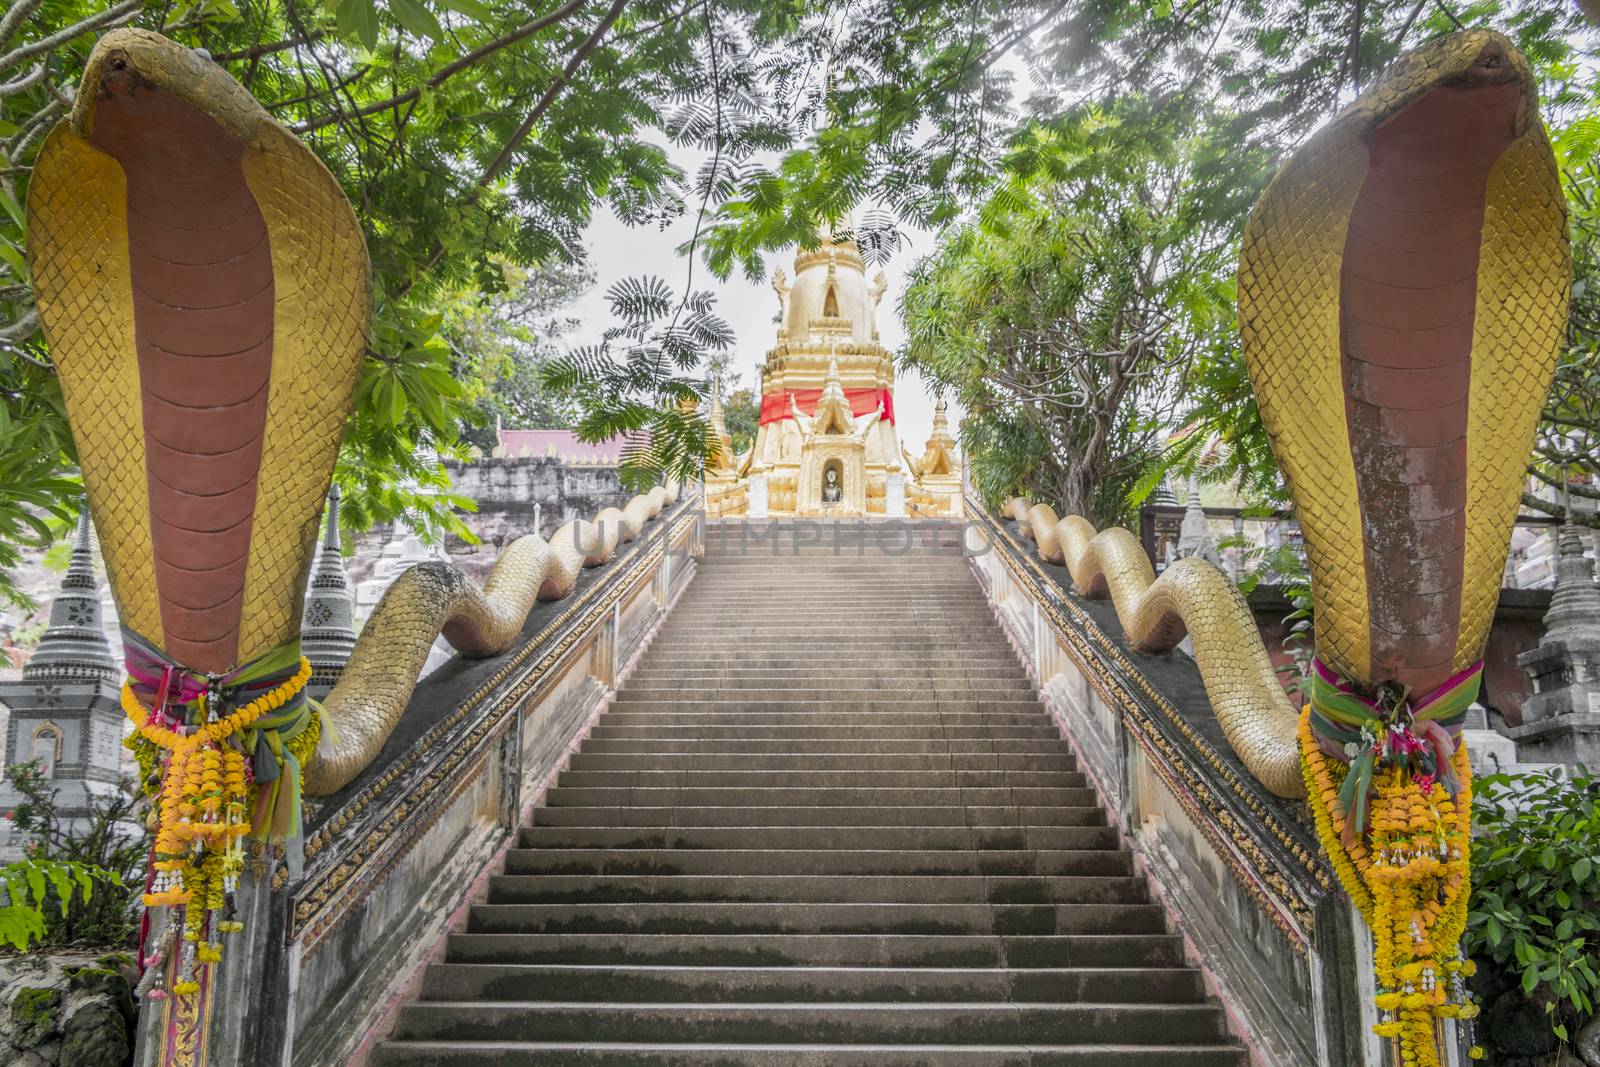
[758,387,896,426]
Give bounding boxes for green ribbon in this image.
[1308,658,1482,832]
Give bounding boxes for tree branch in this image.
[0,0,45,54]
[211,32,325,63]
[294,0,588,133]
[396,0,628,299]
[0,0,144,76]
[1521,491,1600,528]
[0,61,48,97]
[1528,464,1600,501]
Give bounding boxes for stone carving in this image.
[1513,523,1600,765]
[1003,35,1569,1065]
[1238,30,1567,1065]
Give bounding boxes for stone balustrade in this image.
[139,493,703,1067]
[965,494,1371,1067]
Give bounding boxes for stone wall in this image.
[445,455,628,538]
[0,951,137,1067]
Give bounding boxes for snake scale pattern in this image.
[27,30,684,795]
[1006,30,1567,799]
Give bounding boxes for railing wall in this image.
[966,494,1371,1067]
[142,494,703,1067]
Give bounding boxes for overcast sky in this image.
[567,194,963,461]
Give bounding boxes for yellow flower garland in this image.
[122,658,312,980]
[1298,709,1476,1067]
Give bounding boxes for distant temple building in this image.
[705,223,961,518]
[0,509,126,853]
[492,429,640,466]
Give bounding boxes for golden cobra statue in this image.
[1001,30,1568,803]
[27,29,686,799]
[1239,29,1567,698]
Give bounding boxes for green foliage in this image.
[899,109,1235,526]
[1525,63,1600,525]
[0,0,747,588]
[722,386,760,455]
[448,259,596,453]
[1222,531,1314,699]
[1467,768,1600,1044]
[1,0,1596,585]
[542,274,733,489]
[0,859,98,952]
[4,760,146,947]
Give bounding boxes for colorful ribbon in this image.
[123,629,319,847]
[1307,658,1481,837]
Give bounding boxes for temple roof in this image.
[23,505,118,684]
[494,430,641,465]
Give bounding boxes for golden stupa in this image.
[705,223,959,519]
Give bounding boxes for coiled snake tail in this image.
[1003,499,1304,799]
[305,481,681,795]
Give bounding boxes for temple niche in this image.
[790,358,885,516]
[709,220,938,518]
[904,397,964,517]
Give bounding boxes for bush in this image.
[3,760,146,947]
[1466,767,1600,1059]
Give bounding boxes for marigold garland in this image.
[122,657,312,994]
[1299,708,1478,1067]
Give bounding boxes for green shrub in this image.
[1466,767,1600,1049]
[4,760,146,947]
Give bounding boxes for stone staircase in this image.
[370,521,1246,1066]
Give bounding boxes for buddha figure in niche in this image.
[822,466,842,503]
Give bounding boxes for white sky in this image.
[567,198,963,460]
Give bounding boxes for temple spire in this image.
[301,486,358,696]
[1540,522,1600,647]
[24,505,118,683]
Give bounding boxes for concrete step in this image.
[574,739,1075,755]
[526,806,1107,828]
[643,641,1013,654]
[620,669,1032,683]
[585,722,1059,738]
[371,548,1243,1067]
[516,826,1122,852]
[483,874,1148,906]
[441,932,1188,969]
[542,787,1099,809]
[605,698,1043,713]
[592,717,1052,732]
[464,902,1164,937]
[564,753,1079,773]
[417,964,1202,1004]
[618,680,1035,695]
[389,1001,1226,1045]
[501,849,1131,879]
[551,769,1088,789]
[371,1041,1247,1066]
